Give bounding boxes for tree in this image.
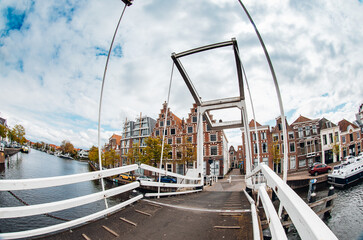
[141,137,171,166]
[12,124,26,144]
[178,136,197,171]
[104,149,120,168]
[270,141,281,173]
[60,140,74,154]
[88,146,100,163]
[127,143,142,164]
[331,134,340,161]
[0,124,8,140]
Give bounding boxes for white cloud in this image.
[0,0,362,149]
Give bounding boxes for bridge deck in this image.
[39,170,252,240]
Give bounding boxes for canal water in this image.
[0,149,125,234]
[0,150,362,239]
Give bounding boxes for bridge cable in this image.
[157,62,175,197]
[97,3,129,209]
[7,191,70,222]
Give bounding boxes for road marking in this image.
[214,226,241,229]
[82,233,91,240]
[134,209,152,216]
[120,217,137,226]
[143,199,251,213]
[102,225,119,237]
[147,202,163,208]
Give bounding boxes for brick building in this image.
[338,119,362,158]
[152,103,229,177]
[241,120,273,172]
[291,115,321,169]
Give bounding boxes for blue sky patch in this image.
[1,7,26,37]
[95,47,108,57]
[112,45,123,58]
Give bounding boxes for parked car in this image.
[136,176,154,182]
[308,163,332,176]
[160,176,177,183]
[119,173,135,181]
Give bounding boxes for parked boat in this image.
[328,154,363,187]
[21,146,29,153]
[58,153,73,160]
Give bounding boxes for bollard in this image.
[324,186,334,219]
[309,192,316,203]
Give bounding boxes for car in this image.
[136,176,154,182]
[308,163,332,176]
[119,173,135,181]
[160,176,177,183]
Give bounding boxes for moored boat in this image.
[328,154,363,187]
[21,146,30,153]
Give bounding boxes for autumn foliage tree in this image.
[141,136,171,166]
[178,136,197,170]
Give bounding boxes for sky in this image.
[0,0,362,149]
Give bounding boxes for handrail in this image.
[0,194,143,240]
[257,186,287,240]
[0,164,138,191]
[140,180,202,188]
[0,182,140,219]
[243,190,261,240]
[140,164,201,181]
[250,163,338,240]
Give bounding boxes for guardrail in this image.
[246,163,338,240]
[0,164,140,239]
[0,163,204,239]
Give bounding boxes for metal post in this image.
[197,106,204,186]
[324,186,334,219]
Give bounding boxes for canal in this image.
[0,149,362,239]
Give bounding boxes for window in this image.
[164,130,168,136]
[210,134,217,142]
[278,123,282,131]
[298,127,303,138]
[299,159,306,167]
[273,134,279,142]
[290,156,296,169]
[187,136,192,143]
[192,116,197,123]
[312,125,317,134]
[168,151,172,159]
[160,121,164,127]
[306,126,310,136]
[167,120,170,126]
[177,151,182,159]
[262,143,268,153]
[350,133,354,142]
[188,126,193,133]
[167,163,172,172]
[211,146,217,155]
[176,137,181,144]
[323,135,327,145]
[290,142,295,152]
[207,124,211,131]
[252,133,257,141]
[254,158,259,166]
[168,138,172,144]
[342,136,346,143]
[329,133,333,144]
[261,132,267,140]
[326,122,332,128]
[171,128,176,135]
[262,157,268,165]
[254,143,258,154]
[156,130,159,136]
[357,132,360,139]
[288,132,294,139]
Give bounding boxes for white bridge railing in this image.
[0,163,202,239]
[246,163,338,240]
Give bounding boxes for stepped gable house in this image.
[152,103,229,177]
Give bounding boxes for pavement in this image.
[38,169,252,240]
